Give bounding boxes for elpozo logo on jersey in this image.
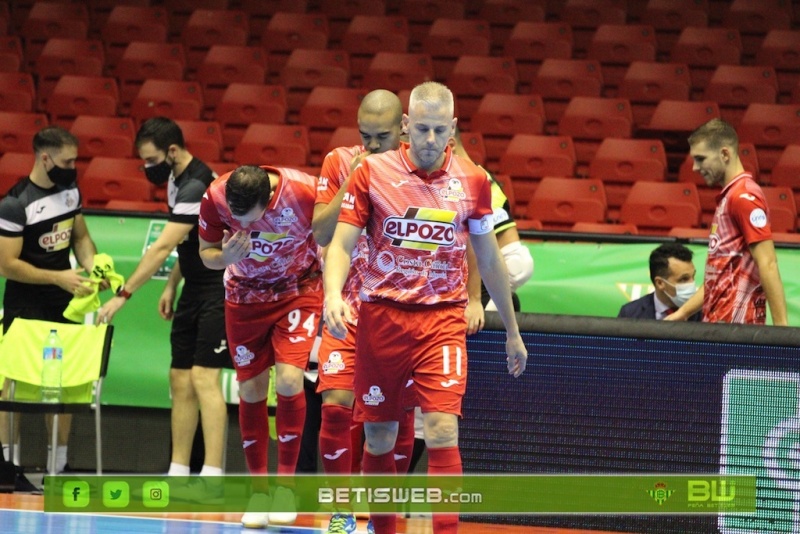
[39,219,74,252]
[249,231,295,261]
[383,207,457,251]
[273,207,298,227]
[439,178,466,202]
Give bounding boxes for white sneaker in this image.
[268,486,297,525]
[241,492,270,529]
[170,477,224,505]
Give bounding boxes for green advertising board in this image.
[1,214,799,408]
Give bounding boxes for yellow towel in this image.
[63,253,125,323]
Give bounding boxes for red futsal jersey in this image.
[704,172,773,324]
[199,166,322,304]
[338,143,494,306]
[317,145,370,312]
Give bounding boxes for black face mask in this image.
[144,160,172,186]
[47,164,77,187]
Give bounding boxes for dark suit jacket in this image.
[617,293,702,321]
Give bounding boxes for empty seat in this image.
[704,65,778,125]
[299,87,366,160]
[446,56,518,124]
[422,18,491,80]
[172,120,223,163]
[341,15,409,78]
[618,61,692,127]
[0,111,48,154]
[503,21,573,86]
[557,96,634,167]
[738,103,800,172]
[181,9,249,72]
[130,80,204,125]
[315,0,386,43]
[531,58,604,127]
[641,0,709,54]
[589,138,668,211]
[638,100,720,168]
[620,181,702,233]
[572,221,638,234]
[668,226,710,239]
[771,232,800,244]
[45,75,119,129]
[263,12,329,76]
[470,93,546,162]
[115,42,186,110]
[0,71,35,112]
[196,45,268,112]
[587,24,658,89]
[363,52,435,93]
[33,38,105,111]
[721,0,792,57]
[100,6,169,69]
[528,177,607,229]
[0,36,22,73]
[757,30,800,97]
[491,173,519,218]
[215,83,287,155]
[21,2,89,66]
[233,124,310,167]
[324,126,363,155]
[70,116,136,160]
[80,158,153,208]
[0,152,33,197]
[561,0,627,53]
[459,131,487,166]
[479,0,546,31]
[280,49,350,116]
[238,0,308,38]
[396,0,466,50]
[671,27,742,93]
[761,185,797,233]
[771,144,800,190]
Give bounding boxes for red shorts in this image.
[353,301,467,422]
[225,292,322,382]
[316,321,357,393]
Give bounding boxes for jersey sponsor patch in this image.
[342,192,355,210]
[233,345,255,366]
[322,351,346,374]
[38,219,74,252]
[749,208,767,228]
[439,178,466,202]
[362,385,386,406]
[317,176,329,191]
[273,207,298,226]
[249,231,295,261]
[383,207,457,251]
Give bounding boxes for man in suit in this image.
[618,243,702,321]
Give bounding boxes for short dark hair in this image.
[32,126,78,154]
[649,243,694,283]
[225,165,271,217]
[135,116,185,152]
[687,118,739,153]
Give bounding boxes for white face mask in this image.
[661,279,697,308]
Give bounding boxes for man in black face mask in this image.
[0,126,102,480]
[97,117,230,496]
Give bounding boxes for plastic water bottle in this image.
[41,329,63,403]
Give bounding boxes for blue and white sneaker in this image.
[367,518,375,534]
[326,512,357,533]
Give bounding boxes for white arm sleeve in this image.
[501,241,534,291]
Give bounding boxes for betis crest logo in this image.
[647,482,675,506]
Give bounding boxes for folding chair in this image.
[0,319,114,475]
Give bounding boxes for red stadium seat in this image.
[446,56,518,124]
[532,58,603,127]
[280,49,350,116]
[557,96,634,167]
[588,138,668,212]
[757,30,800,97]
[70,116,136,160]
[479,0,545,52]
[298,86,366,162]
[0,36,22,73]
[671,27,742,94]
[738,103,800,173]
[206,161,237,177]
[527,177,607,229]
[503,21,572,86]
[561,0,627,53]
[196,45,268,113]
[470,93,546,163]
[721,0,792,58]
[341,15,409,79]
[216,83,287,156]
[641,0,709,54]
[761,185,797,233]
[0,71,35,112]
[100,6,169,70]
[668,226,710,239]
[771,144,800,190]
[572,221,638,234]
[0,111,48,154]
[103,200,169,214]
[315,0,386,43]
[80,156,153,208]
[491,173,519,218]
[638,100,720,169]
[363,52,434,93]
[422,18,491,80]
[238,0,308,38]
[130,80,204,125]
[233,124,310,167]
[587,24,657,89]
[34,38,105,112]
[0,152,34,197]
[173,120,223,163]
[263,13,329,77]
[772,232,800,244]
[396,0,466,50]
[459,131,486,167]
[618,61,692,127]
[324,126,363,156]
[181,9,249,73]
[163,0,230,38]
[21,2,89,66]
[45,75,119,129]
[115,42,186,111]
[704,65,778,126]
[620,181,702,233]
